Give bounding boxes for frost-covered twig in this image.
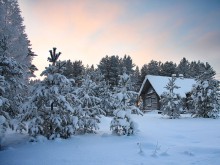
[137,142,143,154]
[160,148,170,156]
[151,141,161,157]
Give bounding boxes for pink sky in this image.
[18,0,220,79]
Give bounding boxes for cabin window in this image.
[146,97,151,106]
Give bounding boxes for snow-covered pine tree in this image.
[160,76,182,119]
[121,55,135,76]
[131,66,142,92]
[110,68,143,136]
[0,0,37,131]
[62,60,85,86]
[177,57,190,78]
[0,36,25,128]
[0,75,10,149]
[98,55,120,88]
[140,64,148,82]
[108,55,120,87]
[0,0,36,80]
[140,60,162,82]
[20,48,78,140]
[147,60,161,75]
[71,60,85,86]
[94,70,114,116]
[99,81,114,116]
[160,61,177,76]
[85,64,95,77]
[62,60,74,78]
[190,65,220,118]
[76,75,105,133]
[188,61,212,79]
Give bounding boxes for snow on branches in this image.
[76,75,105,134]
[21,48,77,140]
[160,77,182,119]
[190,70,220,119]
[111,68,142,135]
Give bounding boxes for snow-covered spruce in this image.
[0,0,36,80]
[0,50,25,121]
[0,76,10,149]
[160,76,182,119]
[91,70,114,116]
[20,48,78,140]
[0,0,37,135]
[190,67,220,118]
[0,37,26,145]
[97,80,114,116]
[110,68,142,136]
[76,75,105,134]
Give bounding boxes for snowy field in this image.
[1,111,220,165]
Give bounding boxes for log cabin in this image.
[138,75,196,112]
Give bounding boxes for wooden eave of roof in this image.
[139,79,152,95]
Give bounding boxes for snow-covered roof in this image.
[138,75,196,97]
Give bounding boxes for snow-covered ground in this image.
[1,111,220,165]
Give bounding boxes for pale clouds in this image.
[19,0,220,77]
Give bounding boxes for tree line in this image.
[0,0,219,147]
[60,56,216,92]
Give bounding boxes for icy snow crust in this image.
[139,75,196,97]
[1,112,220,165]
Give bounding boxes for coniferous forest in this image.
[0,0,219,148]
[1,1,220,165]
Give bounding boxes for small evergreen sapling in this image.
[190,67,220,118]
[98,80,114,116]
[21,48,77,140]
[160,76,182,119]
[93,70,114,116]
[110,68,143,136]
[76,75,105,133]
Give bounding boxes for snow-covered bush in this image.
[160,77,182,119]
[76,75,105,133]
[110,68,142,135]
[190,70,220,118]
[20,48,78,140]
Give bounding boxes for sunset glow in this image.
[18,0,220,79]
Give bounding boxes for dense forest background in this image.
[0,0,219,143]
[59,56,216,92]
